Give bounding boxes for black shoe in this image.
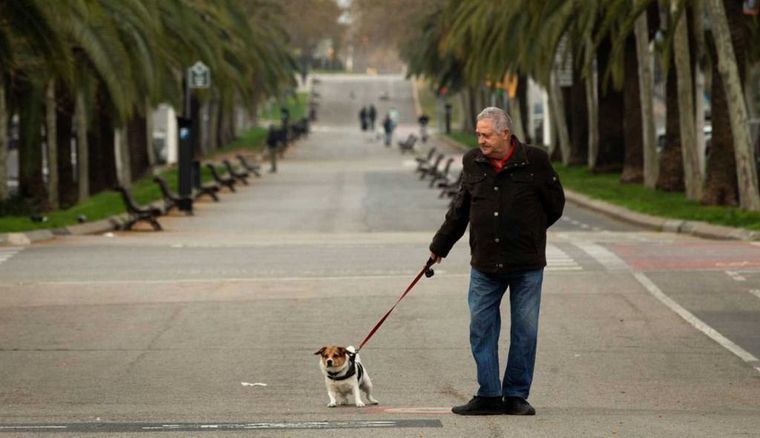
[502,396,536,415]
[451,396,504,415]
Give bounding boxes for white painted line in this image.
[748,289,760,300]
[634,272,758,363]
[574,242,629,271]
[21,273,472,286]
[726,271,747,281]
[755,367,760,374]
[0,425,67,430]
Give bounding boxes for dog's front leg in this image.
[351,381,365,407]
[326,387,338,407]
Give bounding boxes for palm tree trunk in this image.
[634,6,659,187]
[126,114,148,181]
[18,78,47,207]
[622,35,644,184]
[145,100,155,167]
[585,37,599,170]
[568,65,588,165]
[113,127,130,186]
[703,37,738,206]
[0,80,8,201]
[75,90,89,201]
[595,35,625,172]
[56,85,76,208]
[548,72,571,164]
[657,54,685,191]
[672,1,702,200]
[692,1,707,178]
[45,80,59,210]
[705,0,760,210]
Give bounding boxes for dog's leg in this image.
[326,386,338,407]
[361,374,379,405]
[351,381,365,407]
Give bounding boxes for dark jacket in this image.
[429,139,565,274]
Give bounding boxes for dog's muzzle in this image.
[326,359,333,367]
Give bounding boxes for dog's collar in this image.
[326,356,364,381]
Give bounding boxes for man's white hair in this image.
[476,107,512,133]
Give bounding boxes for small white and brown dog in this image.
[314,345,379,407]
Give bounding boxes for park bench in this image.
[415,147,436,172]
[236,154,261,177]
[195,182,220,202]
[418,153,444,180]
[428,157,454,188]
[222,159,249,185]
[438,170,462,198]
[153,175,192,214]
[398,134,417,153]
[205,163,237,192]
[115,186,163,231]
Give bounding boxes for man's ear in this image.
[314,347,326,356]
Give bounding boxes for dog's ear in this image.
[314,347,326,356]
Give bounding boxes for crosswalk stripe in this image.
[546,244,582,271]
[573,241,629,271]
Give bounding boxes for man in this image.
[429,107,564,416]
[265,124,279,173]
[368,104,377,130]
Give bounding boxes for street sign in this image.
[188,61,210,89]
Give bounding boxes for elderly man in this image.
[429,107,565,416]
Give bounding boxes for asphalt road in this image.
[0,74,758,437]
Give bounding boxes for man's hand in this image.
[430,252,442,264]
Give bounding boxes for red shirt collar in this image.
[488,137,516,173]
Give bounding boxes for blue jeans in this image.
[468,267,544,399]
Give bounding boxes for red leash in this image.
[356,258,435,352]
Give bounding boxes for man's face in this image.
[476,119,511,160]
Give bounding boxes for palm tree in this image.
[704,0,760,210]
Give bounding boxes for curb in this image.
[430,134,760,242]
[0,202,159,247]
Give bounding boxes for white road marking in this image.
[725,271,747,281]
[574,241,629,271]
[748,289,760,300]
[241,382,267,387]
[546,245,583,271]
[0,247,22,265]
[634,272,758,363]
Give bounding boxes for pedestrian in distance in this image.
[266,124,279,173]
[418,113,430,143]
[368,104,377,130]
[382,113,394,147]
[359,106,368,131]
[428,107,565,416]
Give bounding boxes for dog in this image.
[314,345,379,407]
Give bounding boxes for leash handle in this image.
[356,258,435,352]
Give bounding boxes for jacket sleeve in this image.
[429,176,470,258]
[537,154,565,227]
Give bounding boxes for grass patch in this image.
[0,125,267,233]
[555,165,760,230]
[447,132,760,231]
[259,92,308,122]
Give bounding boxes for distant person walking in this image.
[382,113,394,147]
[266,125,279,173]
[359,106,369,131]
[368,104,377,130]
